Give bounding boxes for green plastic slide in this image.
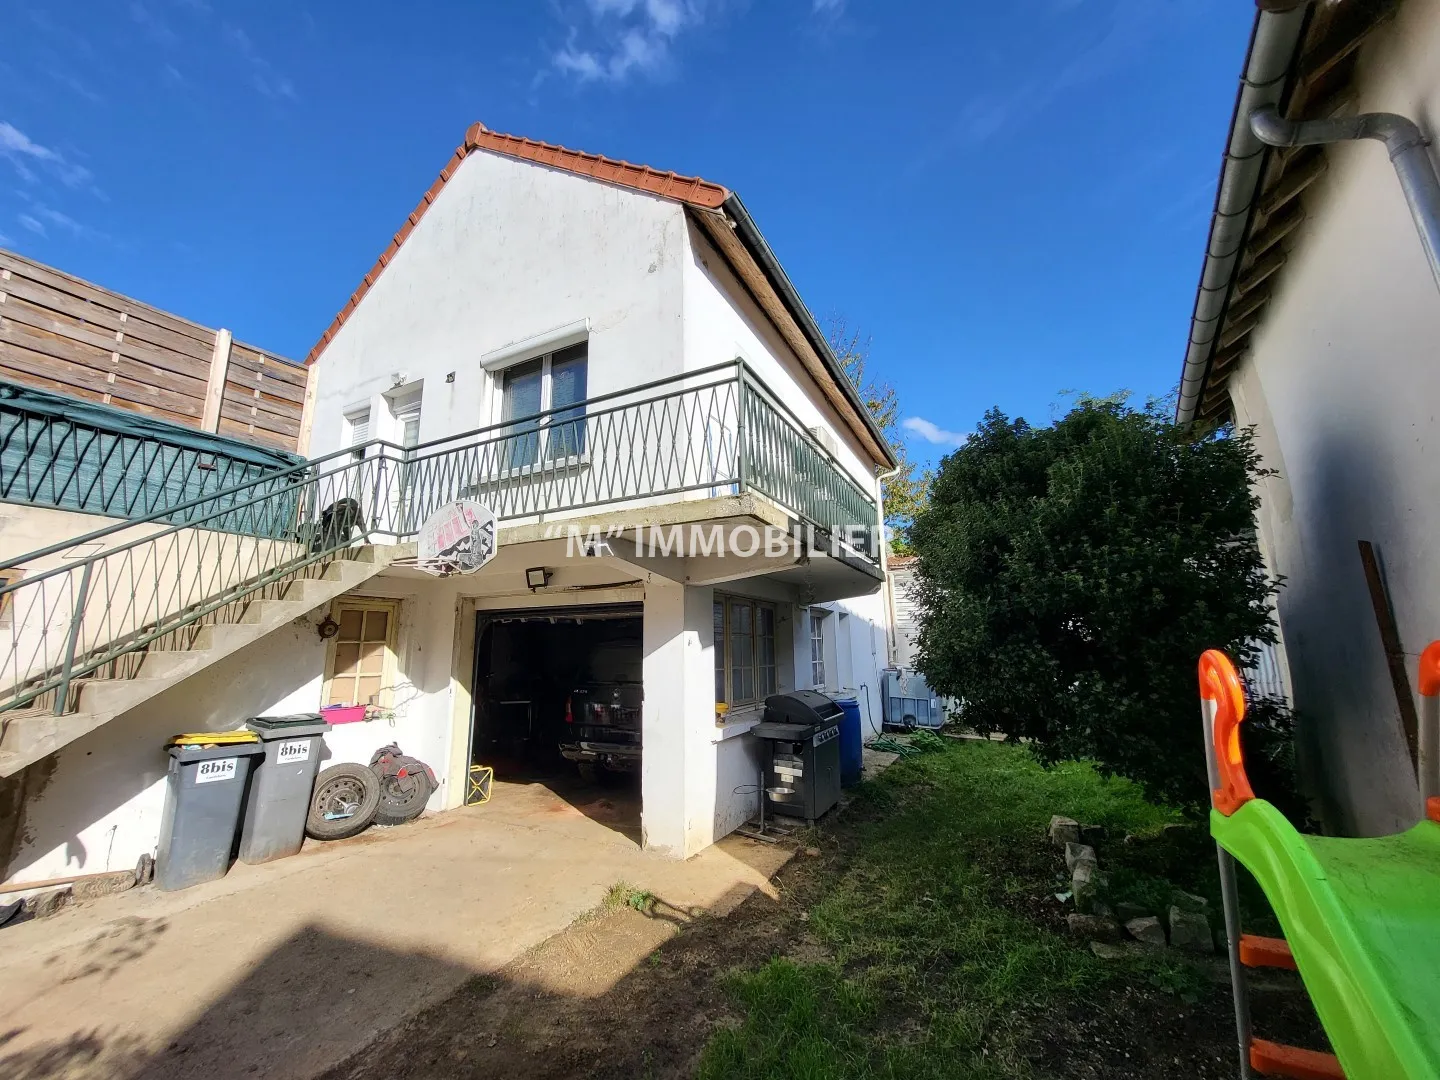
[1211,799,1440,1079]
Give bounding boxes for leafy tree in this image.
[829,318,930,552]
[908,396,1278,810]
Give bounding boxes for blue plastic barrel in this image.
[833,695,863,787]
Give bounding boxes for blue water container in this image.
[833,695,863,787]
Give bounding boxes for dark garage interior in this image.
[470,605,643,833]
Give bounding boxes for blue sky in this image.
[2,0,1251,467]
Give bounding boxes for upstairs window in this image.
[500,342,588,469]
[390,390,422,449]
[345,407,370,460]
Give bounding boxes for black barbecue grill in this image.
[752,691,843,823]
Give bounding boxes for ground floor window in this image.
[323,598,399,707]
[714,595,777,705]
[810,608,828,688]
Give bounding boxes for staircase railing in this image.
[0,361,878,716]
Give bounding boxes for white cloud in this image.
[28,204,85,236]
[130,1,178,45]
[0,122,59,164]
[18,214,45,237]
[551,0,712,84]
[813,0,844,12]
[0,121,92,189]
[903,416,969,447]
[224,24,297,101]
[0,232,11,248]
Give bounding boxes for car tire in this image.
[306,763,381,840]
[372,759,434,826]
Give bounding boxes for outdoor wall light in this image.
[526,567,552,590]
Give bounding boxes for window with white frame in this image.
[714,595,777,706]
[345,407,371,460]
[809,609,828,688]
[390,390,422,448]
[500,341,588,470]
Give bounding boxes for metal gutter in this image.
[1176,2,1313,425]
[721,192,900,468]
[1250,104,1440,290]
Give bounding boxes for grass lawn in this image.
[324,737,1324,1080]
[697,738,1313,1079]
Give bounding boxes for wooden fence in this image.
[0,247,312,453]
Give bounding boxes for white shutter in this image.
[348,409,371,446]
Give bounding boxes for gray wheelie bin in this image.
[156,741,266,891]
[238,714,331,863]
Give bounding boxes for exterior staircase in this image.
[0,547,398,778]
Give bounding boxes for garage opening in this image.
[470,604,643,838]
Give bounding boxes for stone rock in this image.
[1071,860,1107,914]
[72,871,137,902]
[1064,842,1097,872]
[1162,822,1195,837]
[1115,901,1151,923]
[1091,900,1114,920]
[1067,913,1121,942]
[1079,823,1107,846]
[1048,815,1080,848]
[1169,906,1214,954]
[1172,890,1209,912]
[1126,916,1167,947]
[135,853,155,885]
[1090,941,1129,960]
[24,888,70,919]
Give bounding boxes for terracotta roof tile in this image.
[305,123,731,365]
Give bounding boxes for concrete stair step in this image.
[77,676,173,716]
[238,598,308,625]
[0,545,399,778]
[135,649,210,679]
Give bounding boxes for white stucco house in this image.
[1176,0,1440,836]
[0,122,898,884]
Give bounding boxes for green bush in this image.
[908,398,1280,812]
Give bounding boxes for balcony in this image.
[0,360,880,724]
[368,360,880,554]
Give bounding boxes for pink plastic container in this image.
[321,705,367,725]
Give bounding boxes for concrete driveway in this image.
[0,781,788,1080]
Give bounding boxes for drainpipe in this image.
[1250,105,1440,292]
[875,464,900,667]
[1176,2,1312,425]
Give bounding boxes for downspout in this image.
[1249,105,1440,291]
[875,463,900,667]
[1176,2,1312,425]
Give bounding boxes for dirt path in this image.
[320,863,814,1080]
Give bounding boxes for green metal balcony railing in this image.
[0,360,879,717]
[0,379,305,527]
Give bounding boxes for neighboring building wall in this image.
[0,248,306,451]
[887,560,920,669]
[1228,4,1440,836]
[308,151,688,463]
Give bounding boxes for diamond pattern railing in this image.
[0,360,878,717]
[0,382,302,528]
